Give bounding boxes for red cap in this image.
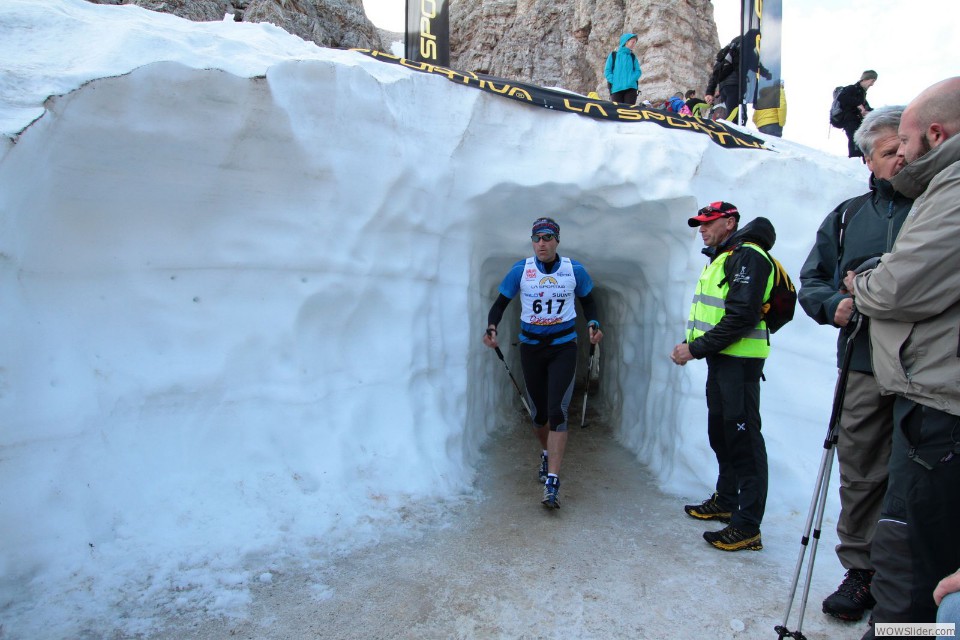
[688,201,740,227]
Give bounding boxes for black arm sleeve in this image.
[578,292,599,325]
[486,293,512,328]
[688,248,773,359]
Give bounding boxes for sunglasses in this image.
[531,233,556,243]
[698,202,738,217]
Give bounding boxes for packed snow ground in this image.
[1,1,874,638]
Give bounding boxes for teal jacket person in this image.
[604,33,642,94]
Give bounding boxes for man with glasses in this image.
[482,217,604,508]
[671,202,776,551]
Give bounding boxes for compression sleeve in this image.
[579,292,599,325]
[487,294,512,328]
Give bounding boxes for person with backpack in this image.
[798,106,913,622]
[832,70,878,158]
[706,30,771,121]
[604,33,642,105]
[666,92,691,115]
[671,202,780,552]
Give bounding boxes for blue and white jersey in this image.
[498,255,594,345]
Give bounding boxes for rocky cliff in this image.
[85,0,383,50]
[450,0,720,103]
[85,0,719,103]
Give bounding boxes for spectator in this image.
[685,89,707,113]
[709,99,729,122]
[845,76,960,637]
[706,30,770,121]
[798,106,913,622]
[835,70,877,158]
[753,81,787,137]
[666,92,690,115]
[692,94,713,119]
[604,34,642,105]
[672,202,775,552]
[936,568,960,633]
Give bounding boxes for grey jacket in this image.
[852,133,960,415]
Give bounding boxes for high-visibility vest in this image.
[686,243,773,358]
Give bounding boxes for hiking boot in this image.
[822,569,876,621]
[538,453,548,484]
[684,492,732,523]
[703,525,762,551]
[542,476,560,509]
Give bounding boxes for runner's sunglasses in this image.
[531,233,556,242]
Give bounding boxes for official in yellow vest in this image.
[671,201,776,552]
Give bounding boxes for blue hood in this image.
[619,33,637,47]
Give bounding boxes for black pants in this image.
[705,354,768,533]
[610,88,637,105]
[870,397,960,624]
[844,123,863,158]
[719,83,740,119]
[519,341,578,431]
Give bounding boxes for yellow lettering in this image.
[642,110,665,122]
[615,108,643,121]
[580,102,609,117]
[562,99,584,113]
[400,59,432,72]
[420,17,434,38]
[712,131,732,145]
[666,116,692,129]
[431,67,462,82]
[421,0,437,18]
[479,80,511,95]
[420,38,437,60]
[507,88,533,101]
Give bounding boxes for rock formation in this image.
[84,0,721,103]
[85,0,234,22]
[243,0,382,50]
[449,0,721,104]
[85,0,383,50]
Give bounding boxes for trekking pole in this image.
[580,342,596,428]
[775,312,864,640]
[492,341,533,418]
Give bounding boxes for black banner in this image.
[738,0,782,117]
[354,50,766,151]
[753,0,783,111]
[404,0,449,67]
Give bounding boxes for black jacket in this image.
[836,82,871,129]
[705,31,769,95]
[689,217,776,359]
[798,176,913,372]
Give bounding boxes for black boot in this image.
[823,569,876,621]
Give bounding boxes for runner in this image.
[483,217,604,508]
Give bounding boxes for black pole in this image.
[738,0,746,125]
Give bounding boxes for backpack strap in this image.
[837,191,874,267]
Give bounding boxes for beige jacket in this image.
[852,133,960,415]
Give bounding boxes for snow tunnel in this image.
[470,191,700,476]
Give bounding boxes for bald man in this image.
[842,77,960,635]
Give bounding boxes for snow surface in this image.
[1,1,874,637]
